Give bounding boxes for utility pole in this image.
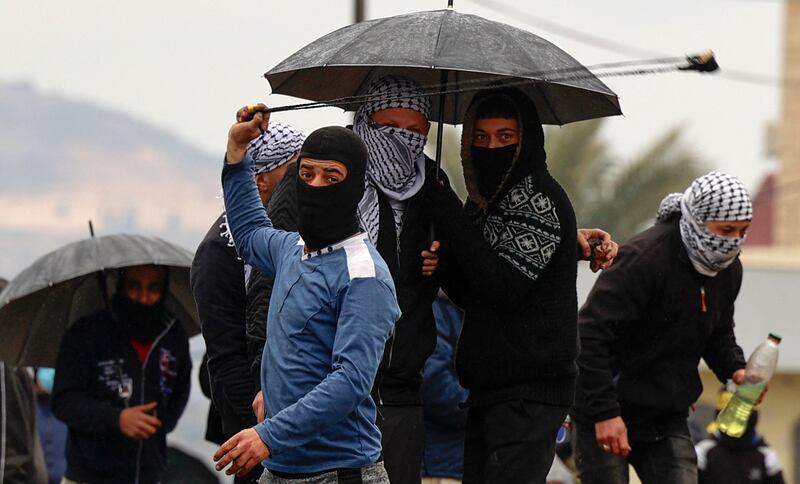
[355,0,366,23]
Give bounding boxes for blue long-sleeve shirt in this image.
[222,155,400,473]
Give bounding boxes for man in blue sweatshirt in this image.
[213,107,400,483]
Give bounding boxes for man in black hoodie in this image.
[427,88,604,484]
[52,265,191,484]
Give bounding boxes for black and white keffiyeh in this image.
[353,76,431,243]
[247,122,305,175]
[220,122,305,248]
[656,171,752,276]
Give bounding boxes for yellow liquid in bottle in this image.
[716,383,763,438]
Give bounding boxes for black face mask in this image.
[111,292,166,342]
[471,144,518,199]
[296,179,362,250]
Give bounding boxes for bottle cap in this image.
[768,333,782,344]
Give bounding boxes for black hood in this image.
[460,87,547,210]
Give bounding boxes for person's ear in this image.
[424,121,431,137]
[255,173,269,192]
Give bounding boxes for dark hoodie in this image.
[431,87,578,407]
[52,285,192,484]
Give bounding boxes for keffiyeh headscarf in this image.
[353,76,431,243]
[656,171,752,276]
[247,122,306,175]
[220,122,305,248]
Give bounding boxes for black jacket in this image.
[52,311,191,484]
[265,159,444,405]
[244,270,273,386]
[191,213,259,438]
[572,218,746,440]
[432,88,578,408]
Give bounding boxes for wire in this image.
[467,0,665,59]
[463,0,792,88]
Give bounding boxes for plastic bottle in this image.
[716,333,781,437]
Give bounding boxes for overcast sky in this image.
[1,0,785,190]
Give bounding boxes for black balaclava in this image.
[295,126,368,250]
[111,267,169,342]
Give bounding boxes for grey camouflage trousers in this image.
[259,461,389,484]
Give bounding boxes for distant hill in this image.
[0,81,223,277]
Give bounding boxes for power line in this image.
[464,0,793,88]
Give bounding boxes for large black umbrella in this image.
[0,233,199,367]
[265,6,622,126]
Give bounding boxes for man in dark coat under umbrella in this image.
[191,122,304,483]
[52,265,192,484]
[427,87,615,484]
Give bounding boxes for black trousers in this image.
[573,420,697,484]
[376,405,425,484]
[463,399,568,484]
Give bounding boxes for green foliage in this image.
[546,120,707,242]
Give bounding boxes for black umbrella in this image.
[265,5,621,126]
[0,233,199,367]
[264,3,622,181]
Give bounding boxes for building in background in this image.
[732,6,800,482]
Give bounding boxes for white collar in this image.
[300,233,368,260]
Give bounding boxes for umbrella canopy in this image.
[266,8,621,125]
[0,234,199,367]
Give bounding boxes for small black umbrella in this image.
[265,5,622,126]
[0,233,199,367]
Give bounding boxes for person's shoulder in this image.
[195,213,237,257]
[499,174,564,228]
[63,311,114,342]
[339,236,385,281]
[620,220,676,260]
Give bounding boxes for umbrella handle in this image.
[433,69,448,181]
[430,69,449,243]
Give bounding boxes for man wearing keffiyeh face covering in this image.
[350,76,447,484]
[191,123,304,484]
[572,172,753,484]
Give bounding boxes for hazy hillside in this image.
[0,81,224,278]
